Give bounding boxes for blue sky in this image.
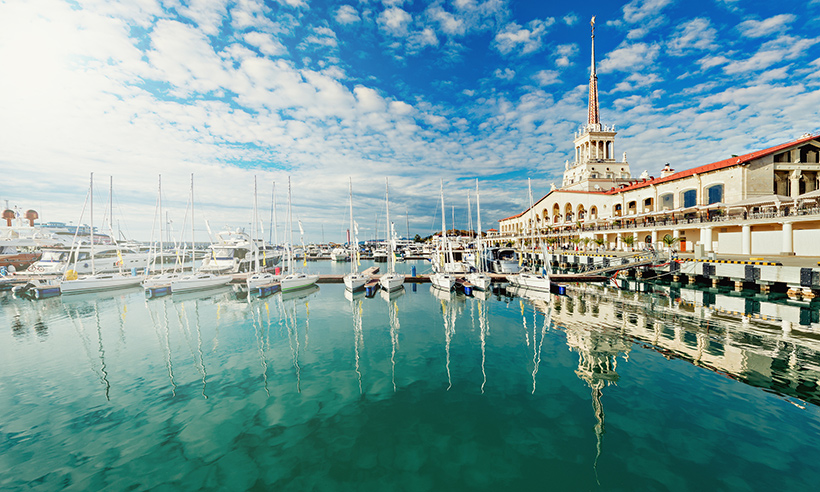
[1,0,818,242]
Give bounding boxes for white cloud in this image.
[563,13,579,26]
[598,43,660,73]
[303,26,339,48]
[176,0,230,36]
[429,7,466,36]
[698,55,730,69]
[407,27,439,52]
[668,18,717,55]
[612,72,662,92]
[494,18,554,56]
[737,14,796,38]
[622,0,673,24]
[378,7,412,37]
[244,31,288,57]
[554,43,578,67]
[494,68,515,80]
[335,5,361,25]
[723,35,819,74]
[533,70,560,86]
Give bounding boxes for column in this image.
[651,230,658,249]
[781,222,794,255]
[616,232,623,251]
[741,224,751,255]
[701,226,713,252]
[789,170,801,199]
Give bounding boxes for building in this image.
[497,19,820,257]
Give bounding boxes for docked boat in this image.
[26,245,149,276]
[169,175,233,293]
[199,229,280,274]
[506,180,550,295]
[379,178,405,292]
[343,178,370,291]
[372,247,388,263]
[170,272,232,292]
[11,277,62,299]
[486,247,520,274]
[431,180,457,291]
[466,179,492,291]
[246,176,280,292]
[330,247,349,261]
[280,177,318,292]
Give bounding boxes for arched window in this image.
[681,189,697,208]
[660,193,673,210]
[706,184,723,204]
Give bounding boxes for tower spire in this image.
[587,16,600,129]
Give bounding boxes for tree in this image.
[414,234,422,242]
[622,235,636,251]
[581,237,591,251]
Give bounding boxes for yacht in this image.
[26,245,149,276]
[485,247,520,274]
[330,247,349,261]
[199,229,281,274]
[378,179,405,292]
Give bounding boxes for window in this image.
[660,193,673,210]
[682,189,697,208]
[706,184,723,204]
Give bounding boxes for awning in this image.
[797,189,820,201]
[726,194,793,208]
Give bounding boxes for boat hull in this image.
[379,273,405,292]
[506,273,551,293]
[344,273,369,291]
[466,273,492,291]
[61,274,143,294]
[281,273,319,292]
[430,273,456,291]
[170,274,232,292]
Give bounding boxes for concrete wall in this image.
[795,229,820,256]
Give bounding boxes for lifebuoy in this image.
[36,266,44,272]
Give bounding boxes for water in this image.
[2,280,820,491]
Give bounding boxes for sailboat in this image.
[61,174,143,294]
[247,176,278,291]
[506,178,550,293]
[280,177,319,292]
[466,179,492,291]
[143,175,184,292]
[430,180,456,291]
[379,178,405,291]
[343,178,370,291]
[170,175,232,293]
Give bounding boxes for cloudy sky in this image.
[1,0,818,242]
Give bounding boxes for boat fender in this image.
[65,270,78,281]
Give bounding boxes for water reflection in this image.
[556,282,820,408]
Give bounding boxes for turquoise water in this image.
[2,280,820,491]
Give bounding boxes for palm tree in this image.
[593,237,606,251]
[581,237,591,251]
[662,234,681,258]
[622,235,636,251]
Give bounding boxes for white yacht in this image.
[430,181,457,291]
[506,180,551,295]
[27,245,149,275]
[330,247,349,261]
[280,177,319,292]
[199,229,281,274]
[465,179,492,291]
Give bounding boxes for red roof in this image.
[605,134,818,194]
[487,228,498,231]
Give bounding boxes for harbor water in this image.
[2,278,820,490]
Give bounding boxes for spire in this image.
[587,16,600,129]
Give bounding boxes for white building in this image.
[498,20,820,257]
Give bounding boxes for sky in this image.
[1,0,819,243]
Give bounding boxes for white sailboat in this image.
[379,178,405,291]
[343,178,370,291]
[247,176,278,291]
[170,175,232,293]
[466,179,492,291]
[61,174,143,294]
[281,177,319,292]
[507,178,550,293]
[430,180,456,291]
[143,175,184,291]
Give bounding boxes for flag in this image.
[298,219,304,236]
[353,220,359,236]
[116,249,124,266]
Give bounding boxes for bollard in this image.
[411,265,416,277]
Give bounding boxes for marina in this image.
[3,1,820,490]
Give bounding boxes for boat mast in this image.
[90,172,95,275]
[253,176,260,274]
[190,174,195,267]
[440,179,447,271]
[349,177,356,275]
[269,181,275,245]
[476,179,483,274]
[385,177,392,274]
[287,176,292,274]
[159,175,164,273]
